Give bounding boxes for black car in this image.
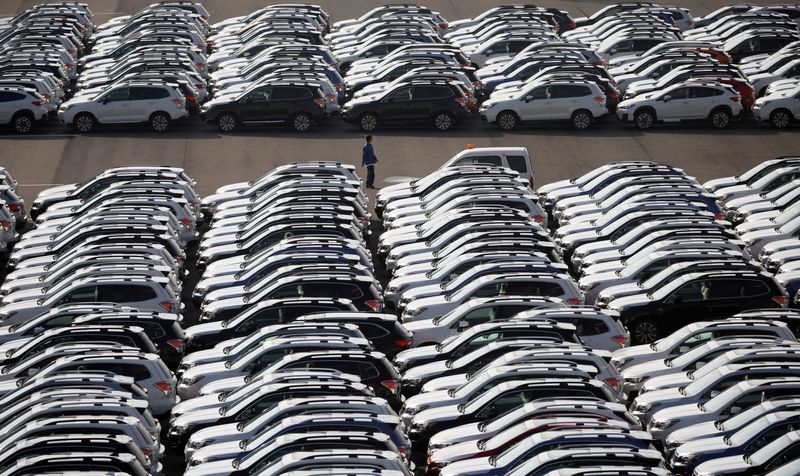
[201,83,328,132]
[186,297,359,349]
[297,312,412,358]
[341,81,470,132]
[613,271,789,343]
[270,351,403,409]
[73,312,187,368]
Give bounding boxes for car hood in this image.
[181,361,229,383]
[422,373,466,392]
[641,372,692,392]
[623,358,670,380]
[186,321,225,339]
[693,454,747,475]
[200,375,247,395]
[667,421,719,447]
[172,393,223,417]
[172,407,224,429]
[607,294,648,311]
[414,403,461,426]
[403,359,449,381]
[396,346,440,365]
[676,435,728,458]
[35,184,78,199]
[189,439,242,466]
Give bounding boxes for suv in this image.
[201,83,328,133]
[480,81,608,130]
[58,82,188,132]
[617,81,743,129]
[341,81,470,131]
[0,87,48,133]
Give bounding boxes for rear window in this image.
[98,284,157,302]
[0,91,24,102]
[506,156,529,174]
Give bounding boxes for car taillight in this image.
[43,94,51,100]
[153,381,172,396]
[730,96,741,102]
[365,299,381,311]
[381,379,400,394]
[567,297,582,305]
[612,335,627,346]
[594,59,605,66]
[334,82,344,91]
[197,63,206,70]
[31,100,42,107]
[394,338,410,348]
[533,214,545,223]
[7,204,20,212]
[0,220,9,230]
[714,213,725,220]
[325,93,336,102]
[313,97,325,108]
[472,81,481,88]
[195,83,205,90]
[594,96,606,105]
[604,377,620,390]
[65,63,73,70]
[159,301,175,311]
[180,218,192,227]
[186,95,197,102]
[140,447,151,460]
[687,19,694,26]
[174,99,184,107]
[455,97,466,107]
[568,21,577,29]
[166,339,185,351]
[773,295,788,306]
[608,91,619,100]
[439,22,449,29]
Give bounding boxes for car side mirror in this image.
[33,326,45,334]
[27,368,37,376]
[486,50,494,55]
[665,295,678,305]
[662,95,672,102]
[610,49,617,54]
[101,97,110,104]
[457,321,470,331]
[729,406,742,414]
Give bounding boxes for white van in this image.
[441,146,534,187]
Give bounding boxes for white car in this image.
[617,81,743,129]
[58,82,188,133]
[0,87,49,134]
[749,58,800,96]
[480,80,608,130]
[753,82,800,128]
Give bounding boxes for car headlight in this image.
[403,405,428,417]
[624,376,644,384]
[408,422,428,434]
[403,377,421,387]
[634,402,652,412]
[651,418,678,430]
[188,439,211,450]
[181,375,205,386]
[673,453,696,465]
[410,307,428,316]
[170,424,188,435]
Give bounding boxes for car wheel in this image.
[359,113,378,132]
[292,112,312,132]
[11,113,33,134]
[771,109,792,129]
[496,111,518,130]
[634,109,654,130]
[433,112,454,131]
[73,112,95,133]
[217,112,237,132]
[150,112,170,132]
[571,109,593,130]
[630,318,660,344]
[710,108,732,129]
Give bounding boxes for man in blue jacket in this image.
[362,135,378,189]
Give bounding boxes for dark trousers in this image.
[366,165,375,187]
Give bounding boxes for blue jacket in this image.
[362,143,377,166]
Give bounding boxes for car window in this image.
[412,86,453,100]
[357,323,389,340]
[272,86,312,101]
[0,91,24,102]
[455,307,496,328]
[691,87,722,98]
[505,156,529,174]
[62,286,98,303]
[97,284,157,302]
[527,87,549,100]
[270,284,304,299]
[455,155,503,166]
[137,322,166,339]
[741,280,770,297]
[104,87,130,102]
[389,87,412,102]
[549,85,591,98]
[130,87,169,100]
[247,88,271,103]
[504,281,565,297]
[671,281,704,301]
[667,87,690,100]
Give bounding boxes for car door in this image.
[129,86,163,121]
[0,91,19,123]
[703,279,749,317]
[659,280,709,327]
[549,84,591,120]
[658,86,690,121]
[410,85,450,121]
[238,86,272,123]
[687,86,723,119]
[268,86,306,123]
[95,86,130,123]
[519,85,552,121]
[380,86,413,123]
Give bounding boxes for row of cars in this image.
[540,160,789,344]
[0,165,211,473]
[171,163,419,474]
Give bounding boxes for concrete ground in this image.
[0,0,798,207]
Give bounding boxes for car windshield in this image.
[652,322,698,352]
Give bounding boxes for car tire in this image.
[571,109,593,130]
[150,112,171,132]
[771,109,793,129]
[217,112,238,132]
[73,112,96,133]
[292,112,312,132]
[433,111,454,131]
[359,112,378,132]
[710,108,732,129]
[11,112,34,134]
[630,318,661,344]
[634,109,655,130]
[496,110,518,130]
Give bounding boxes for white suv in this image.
[753,81,800,128]
[479,81,609,130]
[0,87,48,134]
[58,82,188,133]
[617,81,743,129]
